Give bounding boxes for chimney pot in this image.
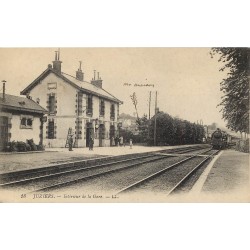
[52,50,62,74]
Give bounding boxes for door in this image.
[0,117,9,151]
[99,124,105,147]
[110,125,115,146]
[86,123,93,147]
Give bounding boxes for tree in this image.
[211,48,249,134]
[147,112,205,146]
[136,114,149,143]
[130,92,140,122]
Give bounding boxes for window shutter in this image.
[91,96,93,114]
[99,98,101,116]
[86,95,88,112]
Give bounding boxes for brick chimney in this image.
[52,49,62,74]
[76,61,84,81]
[91,70,103,88]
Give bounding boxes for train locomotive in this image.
[211,128,229,149]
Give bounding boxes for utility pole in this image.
[147,91,152,142]
[2,80,6,102]
[149,91,151,119]
[154,91,158,146]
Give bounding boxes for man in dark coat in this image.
[68,134,73,151]
[89,136,94,150]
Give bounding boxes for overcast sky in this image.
[0,48,227,127]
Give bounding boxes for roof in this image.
[62,72,122,103]
[0,94,47,114]
[21,67,122,104]
[119,113,137,120]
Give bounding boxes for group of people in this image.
[112,136,130,147]
[111,136,133,148]
[67,134,133,151]
[67,134,94,151]
[111,136,124,147]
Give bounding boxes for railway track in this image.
[0,145,211,194]
[116,149,219,196]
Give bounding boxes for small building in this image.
[118,113,139,135]
[20,51,122,148]
[0,94,47,151]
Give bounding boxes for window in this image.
[48,120,55,139]
[49,95,55,114]
[20,116,33,129]
[100,99,105,116]
[77,93,83,115]
[86,95,93,115]
[110,103,115,119]
[47,82,57,90]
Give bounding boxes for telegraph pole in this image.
[147,91,152,142]
[154,91,158,146]
[149,91,151,119]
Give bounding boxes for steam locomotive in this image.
[211,128,230,149]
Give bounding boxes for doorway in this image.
[86,122,93,147]
[0,116,9,151]
[110,125,115,146]
[99,124,105,147]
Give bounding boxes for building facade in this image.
[20,52,122,148]
[0,94,47,151]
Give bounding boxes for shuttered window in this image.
[110,103,115,119]
[100,99,105,116]
[86,95,93,115]
[49,95,55,114]
[20,115,33,129]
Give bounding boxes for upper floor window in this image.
[77,93,83,115]
[86,95,93,115]
[110,103,115,119]
[47,82,57,90]
[48,95,55,114]
[20,115,33,129]
[100,99,105,116]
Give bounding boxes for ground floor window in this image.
[48,120,55,139]
[20,115,33,129]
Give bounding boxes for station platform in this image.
[188,149,249,202]
[200,149,249,201]
[0,144,193,174]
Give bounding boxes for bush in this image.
[27,139,37,151]
[5,141,18,152]
[37,144,45,151]
[235,139,249,153]
[25,143,31,151]
[4,139,44,152]
[16,141,27,152]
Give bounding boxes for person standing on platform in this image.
[129,138,133,149]
[68,134,73,151]
[89,136,94,151]
[115,136,119,146]
[119,136,123,146]
[111,137,115,146]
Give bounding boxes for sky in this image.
[0,48,227,127]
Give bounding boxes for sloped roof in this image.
[21,67,122,104]
[0,94,47,114]
[62,72,122,103]
[119,113,137,120]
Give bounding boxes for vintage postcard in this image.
[0,48,249,202]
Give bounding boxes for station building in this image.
[20,52,122,148]
[0,93,47,151]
